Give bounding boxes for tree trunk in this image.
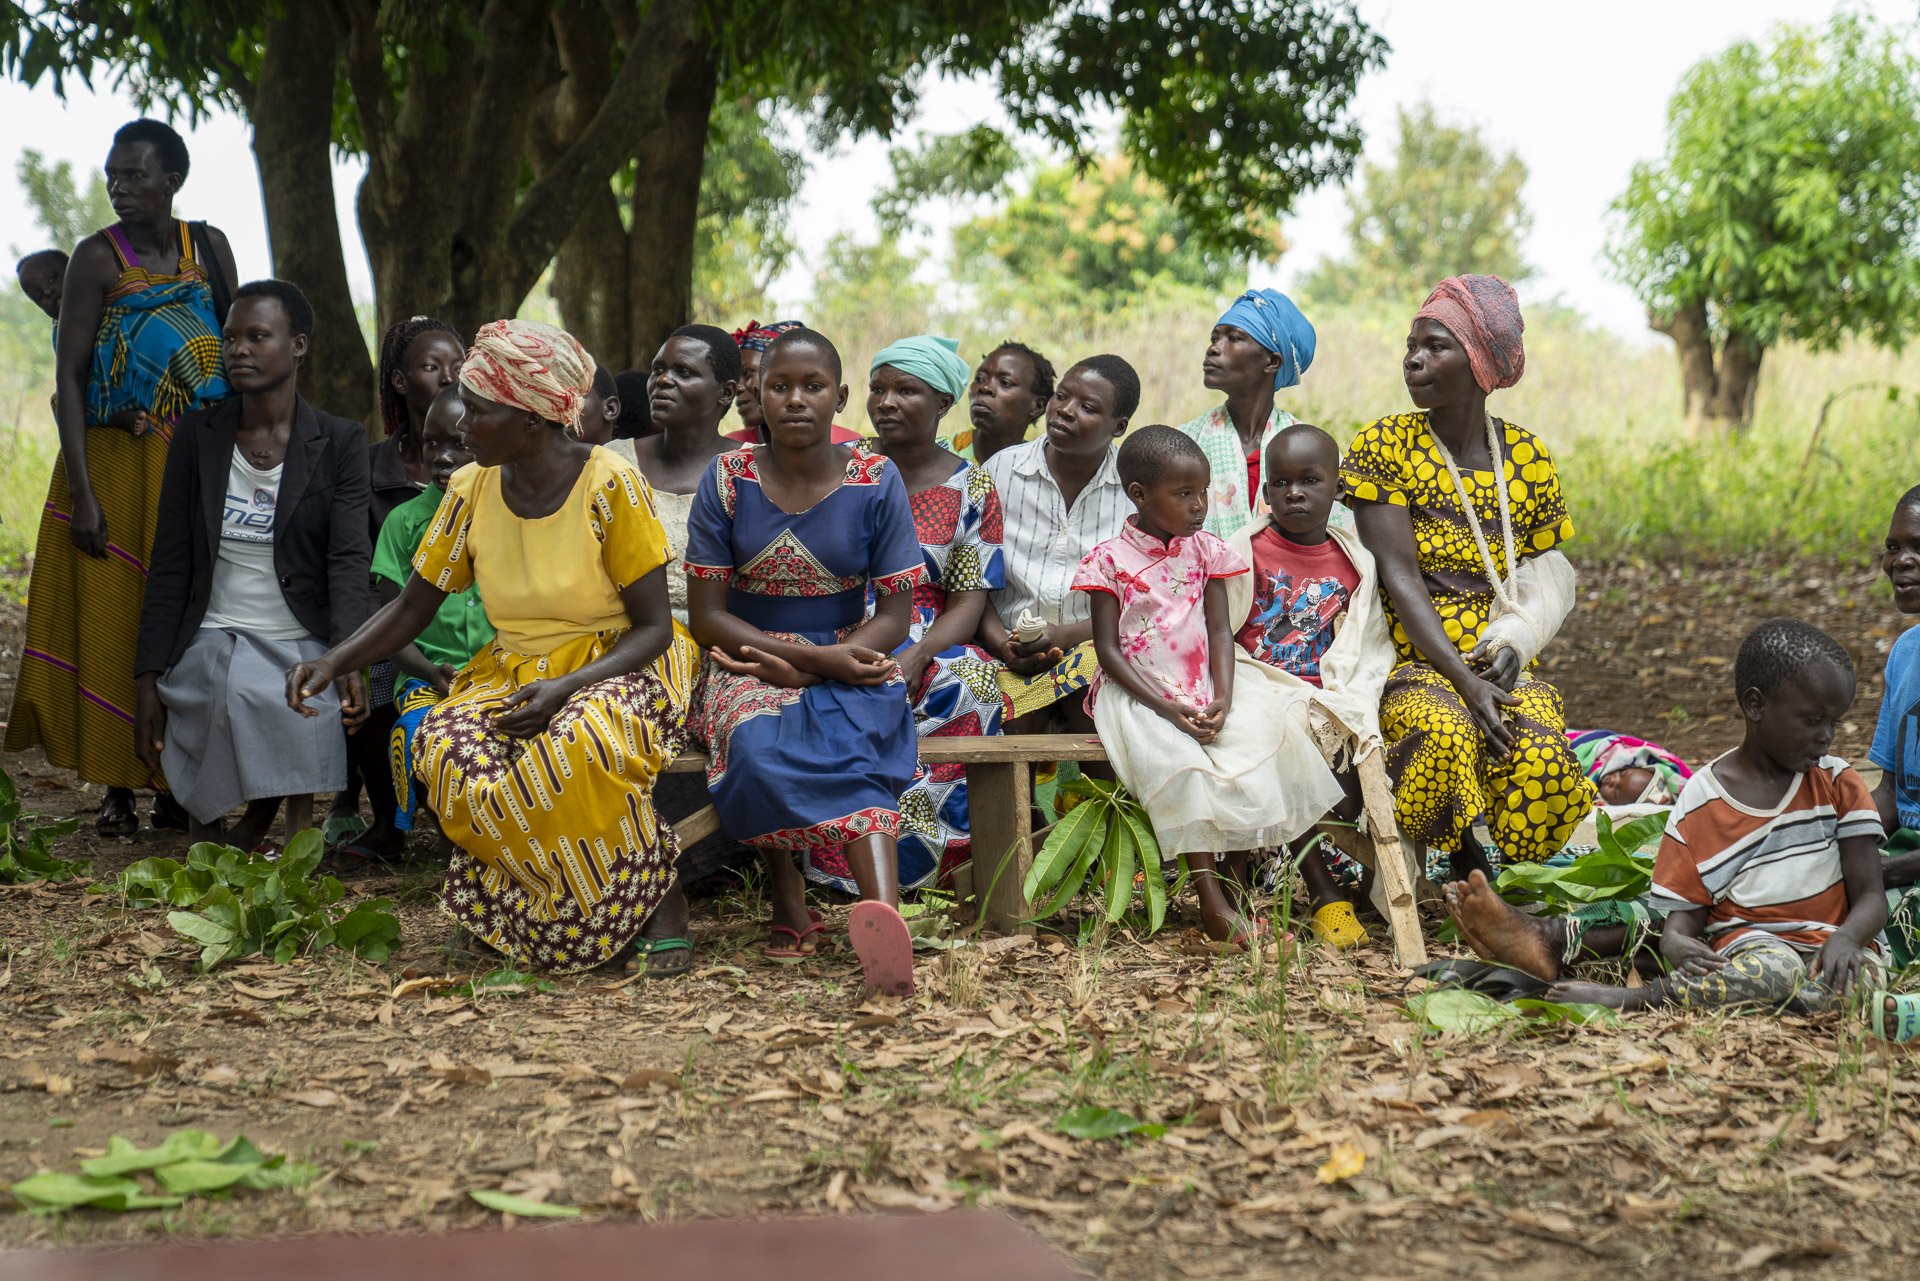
[1648,300,1717,439]
[1709,333,1765,432]
[626,45,719,367]
[538,3,631,368]
[250,2,375,429]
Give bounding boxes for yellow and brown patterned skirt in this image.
[420,627,697,974]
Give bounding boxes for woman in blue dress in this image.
[685,328,923,995]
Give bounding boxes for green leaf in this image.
[1404,989,1517,1035]
[10,1171,182,1212]
[1100,817,1134,924]
[81,1130,225,1177]
[1054,1106,1161,1140]
[167,911,236,948]
[1510,999,1622,1028]
[469,1189,582,1218]
[1131,811,1166,934]
[1031,805,1110,920]
[1022,798,1103,902]
[153,1160,255,1194]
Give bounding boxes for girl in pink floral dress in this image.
[1073,427,1344,943]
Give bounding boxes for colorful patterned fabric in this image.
[1174,402,1296,538]
[1650,756,1885,955]
[1216,288,1316,390]
[1412,274,1526,393]
[996,641,1102,720]
[1341,412,1574,665]
[1071,520,1247,711]
[388,675,442,832]
[1567,728,1691,806]
[685,446,924,853]
[408,448,694,974]
[1665,931,1869,1013]
[1380,662,1594,864]
[458,319,594,431]
[731,319,803,353]
[85,223,228,431]
[821,461,1008,891]
[5,223,228,788]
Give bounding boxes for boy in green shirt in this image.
[368,386,495,840]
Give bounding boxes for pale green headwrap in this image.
[870,334,972,408]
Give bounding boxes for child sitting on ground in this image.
[1223,424,1394,949]
[366,385,494,850]
[1072,426,1345,945]
[1547,619,1886,1014]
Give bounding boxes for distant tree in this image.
[1606,14,1920,433]
[1297,103,1530,312]
[14,149,115,251]
[873,126,1023,237]
[686,98,806,325]
[809,231,935,340]
[953,154,1280,322]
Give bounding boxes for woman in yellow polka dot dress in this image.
[1342,275,1595,880]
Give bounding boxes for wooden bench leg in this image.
[672,805,722,849]
[1355,749,1426,969]
[283,794,313,840]
[967,761,1034,935]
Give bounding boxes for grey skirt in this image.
[157,628,346,823]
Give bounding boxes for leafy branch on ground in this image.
[1023,777,1186,933]
[0,765,83,884]
[1405,989,1621,1036]
[117,830,398,971]
[1494,811,1667,913]
[8,1130,317,1214]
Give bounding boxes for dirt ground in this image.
[0,556,1915,1278]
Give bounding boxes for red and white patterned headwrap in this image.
[1413,274,1526,393]
[458,319,597,430]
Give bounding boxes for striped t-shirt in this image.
[1649,755,1884,954]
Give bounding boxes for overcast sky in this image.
[1,0,1906,338]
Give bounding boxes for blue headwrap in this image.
[1216,289,1316,390]
[869,334,973,407]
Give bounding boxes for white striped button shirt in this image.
[985,437,1133,628]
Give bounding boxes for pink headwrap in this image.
[1413,274,1526,393]
[458,319,597,430]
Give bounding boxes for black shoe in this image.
[96,788,138,837]
[150,792,190,832]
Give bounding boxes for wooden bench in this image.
[665,732,1428,967]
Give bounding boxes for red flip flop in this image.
[763,909,827,962]
[848,901,916,996]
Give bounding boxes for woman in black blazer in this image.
[134,279,371,848]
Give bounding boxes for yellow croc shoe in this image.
[1310,900,1370,950]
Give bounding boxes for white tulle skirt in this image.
[1095,650,1346,856]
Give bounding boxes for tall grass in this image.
[813,293,1920,561]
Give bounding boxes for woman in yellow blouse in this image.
[1342,276,1594,883]
[288,320,699,976]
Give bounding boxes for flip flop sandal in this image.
[1872,992,1920,1043]
[849,901,916,996]
[1413,956,1551,1001]
[634,937,694,979]
[1226,918,1293,952]
[95,797,138,838]
[323,814,369,846]
[763,910,828,962]
[1310,901,1371,950]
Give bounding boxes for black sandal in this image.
[1414,957,1551,1001]
[149,792,190,832]
[95,789,138,838]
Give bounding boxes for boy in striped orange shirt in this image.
[1551,619,1886,1013]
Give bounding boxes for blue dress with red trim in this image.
[685,446,923,854]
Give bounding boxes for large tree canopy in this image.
[1606,13,1920,432]
[4,0,1386,429]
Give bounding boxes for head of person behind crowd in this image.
[573,364,620,446]
[1733,618,1856,778]
[1205,288,1315,397]
[378,315,464,459]
[421,382,472,492]
[967,340,1054,463]
[1047,353,1139,461]
[455,318,596,467]
[15,250,66,321]
[870,334,973,457]
[1115,424,1210,543]
[613,369,655,440]
[730,318,805,437]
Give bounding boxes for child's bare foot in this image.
[1546,978,1661,1011]
[1442,871,1562,982]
